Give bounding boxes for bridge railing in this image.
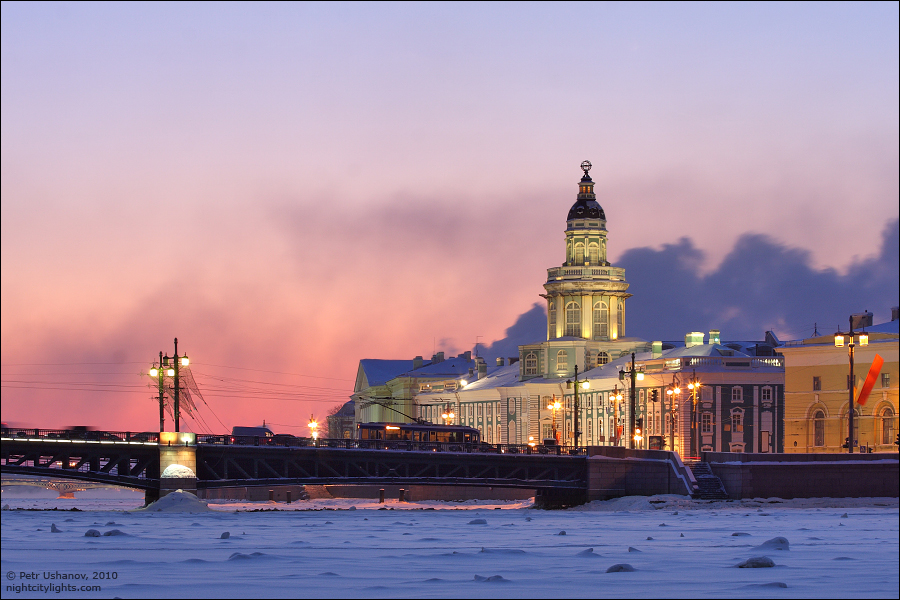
[1,428,159,443]
[195,434,589,455]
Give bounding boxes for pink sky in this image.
[2,3,897,433]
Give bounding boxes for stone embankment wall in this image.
[703,451,899,499]
[585,447,696,501]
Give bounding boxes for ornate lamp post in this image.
[566,365,590,447]
[611,385,623,445]
[619,353,645,449]
[666,378,681,453]
[547,397,562,443]
[441,404,455,425]
[687,370,701,458]
[834,316,869,453]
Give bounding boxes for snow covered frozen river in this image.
[2,489,898,599]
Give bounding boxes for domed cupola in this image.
[567,160,606,222]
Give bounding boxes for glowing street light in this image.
[441,404,455,425]
[308,414,319,441]
[834,315,870,453]
[547,397,562,444]
[566,366,590,447]
[147,339,191,432]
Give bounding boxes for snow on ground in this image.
[1,490,897,599]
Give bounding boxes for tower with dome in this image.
[518,161,649,380]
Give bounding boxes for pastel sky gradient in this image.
[2,3,898,433]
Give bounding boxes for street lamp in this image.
[610,385,624,446]
[547,397,562,443]
[148,338,189,432]
[566,365,590,447]
[441,404,455,425]
[687,370,701,458]
[619,353,645,449]
[834,316,869,454]
[665,379,681,453]
[308,414,319,442]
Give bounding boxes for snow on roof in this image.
[865,319,899,335]
[359,359,419,387]
[402,356,474,378]
[457,363,521,390]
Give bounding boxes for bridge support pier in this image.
[144,488,160,506]
[159,433,197,498]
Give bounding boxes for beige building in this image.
[780,317,898,453]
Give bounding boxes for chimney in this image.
[496,357,505,367]
[476,356,487,379]
[413,356,423,370]
[652,341,663,358]
[432,351,444,363]
[685,332,704,348]
[893,306,899,321]
[463,350,472,361]
[508,356,519,365]
[708,330,720,345]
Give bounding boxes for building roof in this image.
[358,359,420,388]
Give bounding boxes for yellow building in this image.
[781,317,898,453]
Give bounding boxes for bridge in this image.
[1,428,696,507]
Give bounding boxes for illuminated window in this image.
[556,350,568,373]
[524,352,538,376]
[586,351,596,370]
[593,302,608,340]
[565,302,581,337]
[731,410,743,432]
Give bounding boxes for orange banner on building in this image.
[856,354,884,406]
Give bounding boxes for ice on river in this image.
[1,489,897,599]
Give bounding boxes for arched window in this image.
[813,409,825,447]
[575,243,585,265]
[565,302,581,337]
[597,351,610,365]
[880,407,894,445]
[617,303,624,336]
[593,302,608,340]
[731,409,744,432]
[524,352,538,376]
[588,243,599,264]
[548,303,557,339]
[556,350,568,373]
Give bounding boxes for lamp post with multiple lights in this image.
[148,338,189,432]
[687,370,701,458]
[441,404,456,425]
[308,414,319,443]
[611,385,623,445]
[665,378,681,453]
[619,353,645,449]
[566,365,590,447]
[547,397,562,443]
[834,317,869,453]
